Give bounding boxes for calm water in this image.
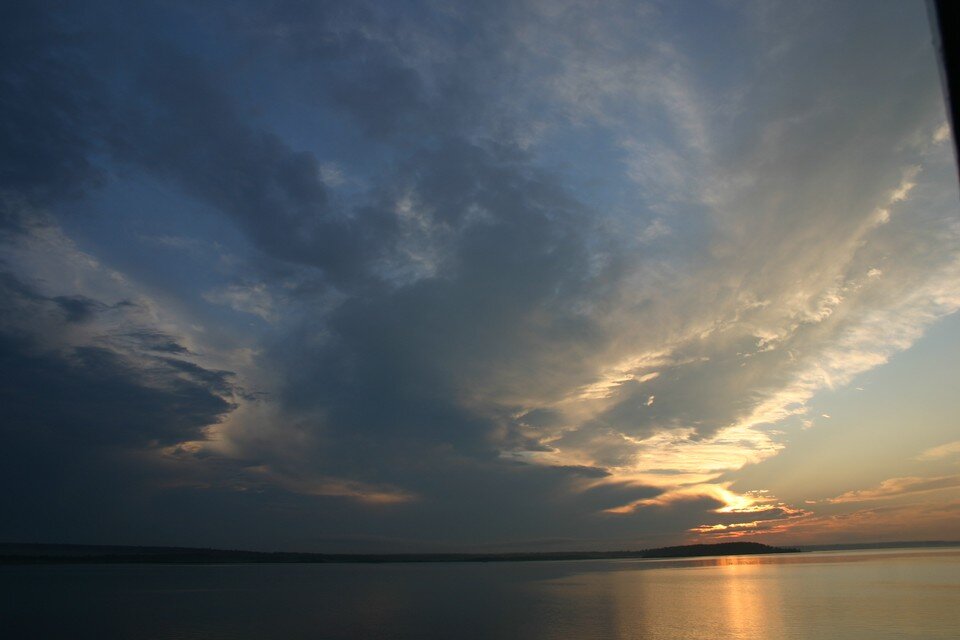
[2,548,959,639]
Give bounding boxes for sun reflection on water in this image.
[533,551,960,640]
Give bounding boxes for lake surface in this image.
[3,548,959,639]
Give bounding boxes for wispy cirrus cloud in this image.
[826,476,960,504]
[916,441,960,461]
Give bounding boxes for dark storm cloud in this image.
[113,56,380,284]
[0,0,657,550]
[325,54,428,140]
[0,266,241,543]
[51,295,105,323]
[236,0,484,140]
[0,271,235,447]
[93,11,625,507]
[245,139,628,523]
[0,2,105,230]
[0,0,390,282]
[0,342,230,446]
[123,329,192,355]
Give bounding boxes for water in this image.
[2,548,958,639]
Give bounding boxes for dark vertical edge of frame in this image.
[928,0,960,181]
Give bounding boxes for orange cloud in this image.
[751,500,960,545]
[916,441,960,461]
[244,466,417,505]
[826,475,960,504]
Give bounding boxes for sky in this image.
[1,0,959,553]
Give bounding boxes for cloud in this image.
[916,441,960,461]
[0,262,237,446]
[755,500,960,546]
[204,283,278,323]
[0,0,957,550]
[0,264,243,542]
[0,3,105,225]
[827,475,960,504]
[243,468,418,505]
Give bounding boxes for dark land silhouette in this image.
[0,541,804,564]
[5,540,957,565]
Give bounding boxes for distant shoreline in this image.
[2,540,957,566]
[0,541,798,565]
